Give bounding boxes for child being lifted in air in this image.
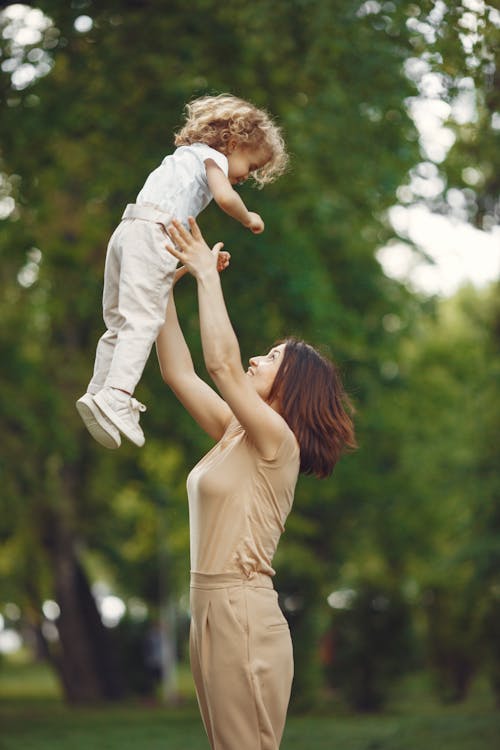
[76,93,288,449]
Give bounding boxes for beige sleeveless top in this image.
[187,416,300,578]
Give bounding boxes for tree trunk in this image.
[42,462,124,703]
[53,545,124,703]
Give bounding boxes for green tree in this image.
[392,285,500,702]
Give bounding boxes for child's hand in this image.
[216,250,231,272]
[247,212,265,234]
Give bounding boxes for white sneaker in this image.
[93,387,146,447]
[76,392,121,450]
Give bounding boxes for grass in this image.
[0,656,498,750]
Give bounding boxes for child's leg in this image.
[77,224,126,449]
[102,216,177,394]
[79,206,177,448]
[87,225,124,395]
[90,211,177,446]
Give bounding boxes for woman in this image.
[156,217,356,750]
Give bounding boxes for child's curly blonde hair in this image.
[174,94,288,187]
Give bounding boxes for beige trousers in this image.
[88,203,177,396]
[190,572,294,750]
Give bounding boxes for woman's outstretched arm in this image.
[166,217,288,460]
[156,259,232,441]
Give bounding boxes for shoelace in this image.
[131,398,146,413]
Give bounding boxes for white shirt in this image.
[136,143,228,224]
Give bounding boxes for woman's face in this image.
[247,343,286,400]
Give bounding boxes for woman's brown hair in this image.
[267,339,357,478]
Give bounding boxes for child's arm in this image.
[205,159,264,234]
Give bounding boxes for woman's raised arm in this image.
[166,218,288,460]
[156,261,232,441]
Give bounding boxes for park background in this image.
[0,1,499,748]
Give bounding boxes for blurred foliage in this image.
[423,581,483,703]
[326,580,415,711]
[0,0,499,708]
[414,0,500,229]
[397,285,500,705]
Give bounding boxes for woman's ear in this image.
[227,138,238,154]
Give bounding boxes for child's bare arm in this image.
[205,159,264,234]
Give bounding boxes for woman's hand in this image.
[173,247,230,284]
[168,217,226,281]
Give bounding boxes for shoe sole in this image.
[93,392,145,447]
[76,396,121,450]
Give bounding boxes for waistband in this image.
[121,202,173,227]
[190,571,274,590]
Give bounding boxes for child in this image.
[76,94,287,449]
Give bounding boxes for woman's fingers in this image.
[166,241,183,260]
[212,243,226,272]
[168,219,192,249]
[188,215,202,240]
[173,218,190,238]
[169,218,205,251]
[167,223,179,242]
[167,219,224,273]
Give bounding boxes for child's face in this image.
[227,142,270,186]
